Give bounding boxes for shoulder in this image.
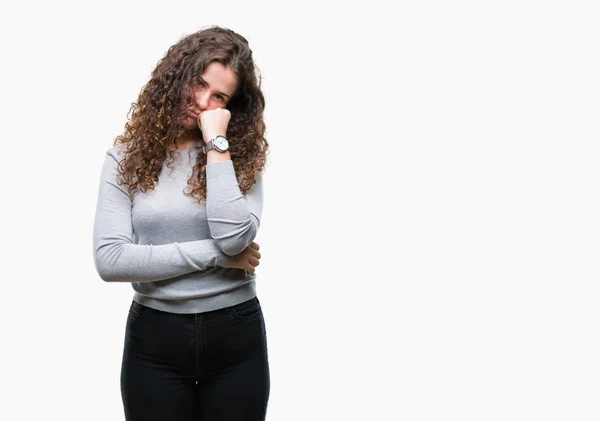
[105,143,127,162]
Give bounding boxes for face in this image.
[183,61,238,130]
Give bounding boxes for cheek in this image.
[182,116,196,129]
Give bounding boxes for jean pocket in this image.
[128,300,149,322]
[231,297,261,321]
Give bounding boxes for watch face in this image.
[214,136,229,151]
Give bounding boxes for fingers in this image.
[248,243,260,260]
[235,242,261,275]
[245,261,258,274]
[243,255,260,275]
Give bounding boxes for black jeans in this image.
[121,297,270,421]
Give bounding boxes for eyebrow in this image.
[198,76,232,99]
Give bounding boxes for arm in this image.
[92,147,232,283]
[205,159,263,256]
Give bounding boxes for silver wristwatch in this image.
[202,135,229,153]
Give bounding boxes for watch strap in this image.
[202,139,214,154]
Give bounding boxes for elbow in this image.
[94,260,120,283]
[99,274,119,283]
[215,242,248,257]
[93,250,124,283]
[211,223,258,256]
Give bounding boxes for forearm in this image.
[93,148,232,283]
[93,237,232,283]
[205,160,263,256]
[206,148,231,164]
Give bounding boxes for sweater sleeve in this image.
[92,147,233,283]
[205,160,264,256]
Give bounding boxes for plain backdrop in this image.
[1,1,599,420]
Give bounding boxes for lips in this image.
[187,110,200,119]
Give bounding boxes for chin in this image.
[183,119,200,131]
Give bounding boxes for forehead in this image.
[200,62,238,96]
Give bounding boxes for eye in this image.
[214,94,226,102]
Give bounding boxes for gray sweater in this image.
[92,144,263,314]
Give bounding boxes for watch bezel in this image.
[213,135,229,152]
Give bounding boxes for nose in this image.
[196,91,210,111]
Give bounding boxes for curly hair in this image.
[113,25,269,202]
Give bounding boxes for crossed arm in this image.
[92,148,262,283]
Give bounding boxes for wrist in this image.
[206,149,231,163]
[203,133,230,157]
[202,132,225,144]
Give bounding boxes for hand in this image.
[231,242,261,274]
[197,108,231,141]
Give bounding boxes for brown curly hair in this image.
[113,25,269,202]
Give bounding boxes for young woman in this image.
[92,25,270,420]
